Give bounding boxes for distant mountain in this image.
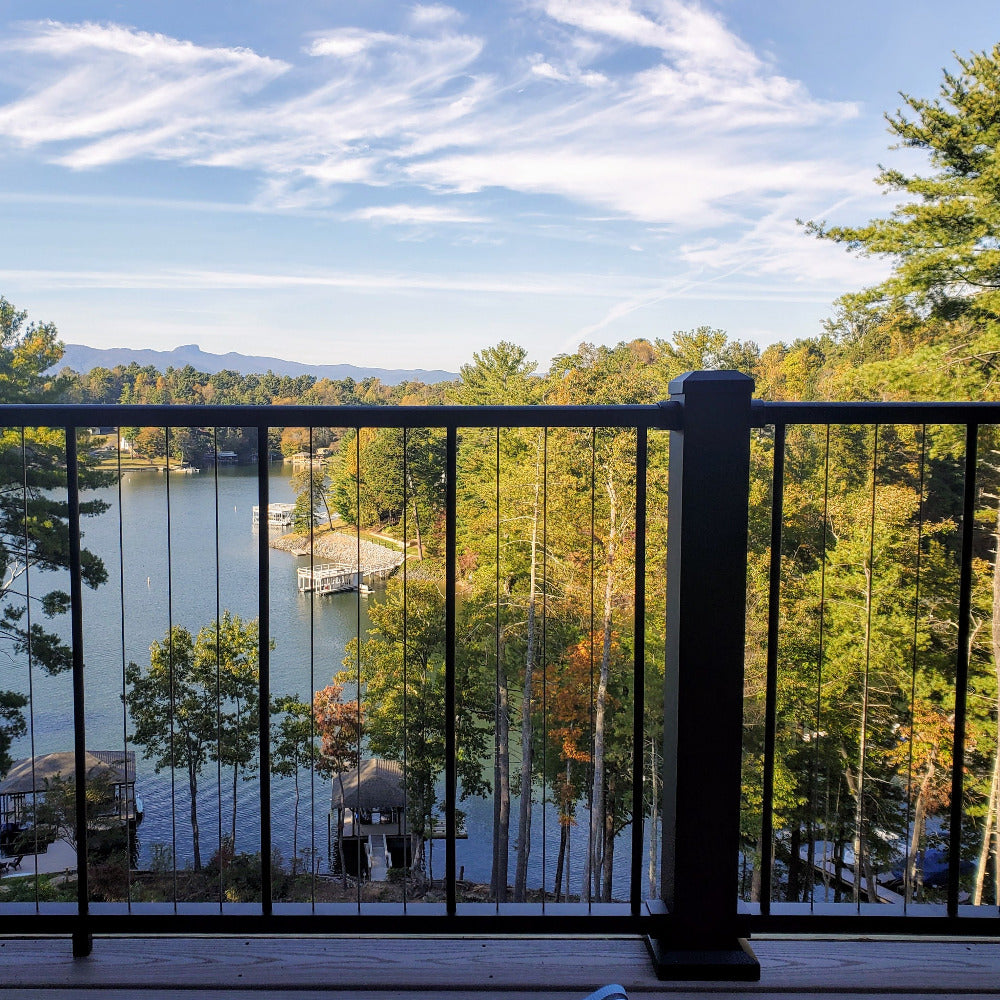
[52,343,456,387]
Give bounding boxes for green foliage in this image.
[807,45,1000,323]
[340,578,490,842]
[124,612,264,870]
[0,873,75,903]
[32,772,114,850]
[450,341,540,404]
[0,298,110,779]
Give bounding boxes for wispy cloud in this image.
[0,7,862,219]
[409,4,464,27]
[0,21,287,166]
[0,265,859,307]
[0,1,880,339]
[0,265,644,297]
[349,204,488,224]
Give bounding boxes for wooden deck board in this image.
[0,936,998,996]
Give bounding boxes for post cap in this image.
[668,370,755,396]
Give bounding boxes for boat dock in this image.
[297,556,402,594]
[252,503,297,528]
[297,563,360,594]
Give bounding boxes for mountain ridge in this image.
[53,343,456,387]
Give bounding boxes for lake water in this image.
[9,464,649,899]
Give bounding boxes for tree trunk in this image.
[231,698,241,850]
[786,825,801,902]
[601,780,615,902]
[973,759,998,905]
[844,761,865,903]
[292,765,300,874]
[410,832,424,879]
[336,775,348,888]
[491,648,511,902]
[977,504,1000,906]
[189,762,202,871]
[565,804,572,902]
[406,469,424,560]
[834,835,846,903]
[553,822,567,902]
[647,729,659,900]
[514,441,542,901]
[850,562,875,904]
[587,473,618,903]
[750,833,763,902]
[906,765,932,904]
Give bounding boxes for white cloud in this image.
[0,265,647,297]
[349,204,488,224]
[0,5,874,280]
[537,0,759,73]
[409,4,463,26]
[308,31,385,59]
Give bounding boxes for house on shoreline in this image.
[0,749,142,858]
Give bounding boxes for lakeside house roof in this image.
[0,751,135,795]
[330,758,404,812]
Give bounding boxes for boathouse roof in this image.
[330,758,405,811]
[0,750,135,795]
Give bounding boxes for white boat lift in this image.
[297,563,360,594]
[252,503,296,528]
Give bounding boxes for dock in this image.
[297,563,360,594]
[799,841,904,904]
[252,503,297,528]
[296,536,404,594]
[297,556,402,594]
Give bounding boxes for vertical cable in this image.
[587,427,596,910]
[309,426,316,907]
[630,425,647,914]
[760,422,785,915]
[257,425,272,917]
[213,428,223,912]
[903,426,927,910]
[115,428,132,910]
[66,427,90,953]
[810,425,831,908]
[445,425,457,915]
[21,429,40,909]
[541,427,548,909]
[165,428,178,908]
[402,428,409,911]
[857,425,880,910]
[494,427,501,911]
[949,423,978,916]
[355,429,362,910]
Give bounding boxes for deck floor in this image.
[1,935,998,998]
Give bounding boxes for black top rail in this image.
[753,400,1000,425]
[0,402,681,430]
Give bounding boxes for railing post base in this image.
[72,931,92,958]
[644,935,759,981]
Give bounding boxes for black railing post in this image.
[66,427,92,958]
[257,427,272,917]
[646,371,758,980]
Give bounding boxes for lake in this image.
[9,463,650,899]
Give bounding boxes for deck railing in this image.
[0,373,998,978]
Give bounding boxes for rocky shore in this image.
[269,528,403,572]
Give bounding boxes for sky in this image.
[0,1,998,373]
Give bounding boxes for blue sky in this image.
[0,1,998,372]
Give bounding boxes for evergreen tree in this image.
[0,298,109,776]
[807,45,1000,323]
